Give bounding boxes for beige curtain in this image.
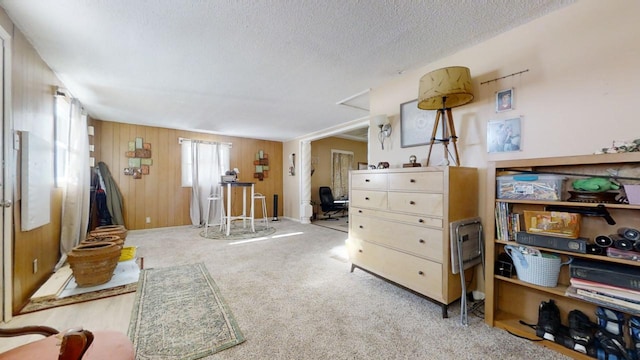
[331,152,353,199]
[56,99,90,270]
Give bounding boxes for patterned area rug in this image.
[199,222,275,240]
[19,282,137,314]
[128,263,245,360]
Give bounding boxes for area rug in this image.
[19,282,137,314]
[128,263,245,360]
[199,222,275,240]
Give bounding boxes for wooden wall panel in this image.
[92,120,283,229]
[10,27,65,314]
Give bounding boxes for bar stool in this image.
[252,192,269,228]
[205,193,225,235]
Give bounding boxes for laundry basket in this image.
[504,245,570,287]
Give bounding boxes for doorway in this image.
[0,27,13,322]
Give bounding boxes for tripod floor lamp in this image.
[418,66,474,166]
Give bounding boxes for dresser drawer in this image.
[351,172,387,190]
[388,192,443,216]
[350,190,387,210]
[346,238,387,273]
[379,247,443,301]
[389,171,443,192]
[351,214,443,262]
[350,207,442,228]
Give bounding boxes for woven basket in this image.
[89,225,128,243]
[81,234,124,247]
[505,245,570,287]
[68,241,121,287]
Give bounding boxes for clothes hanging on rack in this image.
[96,161,125,226]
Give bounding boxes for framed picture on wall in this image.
[400,99,439,148]
[487,117,522,153]
[496,88,514,112]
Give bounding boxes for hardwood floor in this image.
[311,215,348,233]
[0,292,135,352]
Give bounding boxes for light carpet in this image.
[128,263,245,360]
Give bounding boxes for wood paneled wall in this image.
[10,26,64,314]
[91,120,283,230]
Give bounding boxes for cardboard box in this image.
[523,210,581,239]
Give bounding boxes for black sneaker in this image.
[536,299,561,342]
[568,309,595,354]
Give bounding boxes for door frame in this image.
[0,20,13,322]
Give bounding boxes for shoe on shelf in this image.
[629,316,640,360]
[596,307,625,336]
[536,299,561,342]
[595,329,630,360]
[568,309,596,354]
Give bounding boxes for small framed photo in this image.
[496,88,514,112]
[487,117,522,153]
[357,162,368,170]
[400,99,439,148]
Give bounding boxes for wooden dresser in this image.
[346,167,478,317]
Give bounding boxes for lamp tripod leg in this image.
[446,108,460,166]
[426,110,442,166]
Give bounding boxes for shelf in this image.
[496,199,640,210]
[495,240,640,267]
[493,312,594,360]
[495,275,568,297]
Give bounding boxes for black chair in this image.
[319,186,347,220]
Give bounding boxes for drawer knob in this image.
[359,249,363,253]
[418,271,424,275]
[418,219,424,223]
[419,239,425,243]
[358,210,363,213]
[409,201,415,205]
[410,179,416,183]
[359,225,364,229]
[365,179,370,182]
[365,197,370,200]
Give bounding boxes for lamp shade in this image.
[417,66,473,110]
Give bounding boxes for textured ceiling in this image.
[0,0,574,141]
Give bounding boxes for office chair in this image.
[319,186,347,221]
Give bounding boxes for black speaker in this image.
[272,194,279,221]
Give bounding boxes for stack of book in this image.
[566,258,640,315]
[494,202,520,241]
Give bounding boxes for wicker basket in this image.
[505,245,570,287]
[68,241,121,287]
[81,234,124,247]
[89,225,128,243]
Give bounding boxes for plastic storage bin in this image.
[497,174,565,200]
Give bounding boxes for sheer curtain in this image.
[56,98,90,269]
[331,151,353,199]
[189,141,230,226]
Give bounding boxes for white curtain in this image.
[56,99,90,269]
[331,152,353,199]
[189,141,229,226]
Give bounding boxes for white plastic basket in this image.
[504,245,570,287]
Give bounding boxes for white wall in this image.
[284,0,640,221]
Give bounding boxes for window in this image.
[331,149,353,199]
[54,92,71,187]
[180,139,231,187]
